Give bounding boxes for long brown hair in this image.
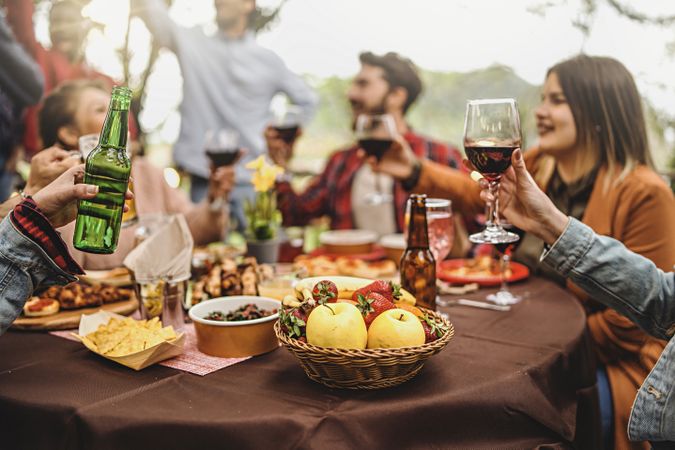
[39,79,106,148]
[548,55,654,184]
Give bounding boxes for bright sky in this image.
[33,0,675,143]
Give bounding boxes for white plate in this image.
[79,269,133,287]
[319,229,378,246]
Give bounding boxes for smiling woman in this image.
[516,54,675,450]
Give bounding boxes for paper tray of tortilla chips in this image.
[73,311,185,371]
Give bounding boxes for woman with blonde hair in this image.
[373,55,675,449]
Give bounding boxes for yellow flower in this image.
[245,155,266,171]
[248,157,284,192]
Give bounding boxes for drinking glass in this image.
[271,104,302,145]
[464,99,521,244]
[78,133,99,161]
[404,198,454,268]
[355,113,396,205]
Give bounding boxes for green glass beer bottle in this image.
[73,86,132,254]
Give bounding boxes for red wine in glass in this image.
[205,148,242,167]
[274,125,299,145]
[358,138,393,160]
[465,145,517,181]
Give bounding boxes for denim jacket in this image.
[541,218,674,443]
[0,216,77,335]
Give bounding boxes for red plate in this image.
[308,245,387,262]
[438,259,530,287]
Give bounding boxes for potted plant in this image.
[244,156,284,263]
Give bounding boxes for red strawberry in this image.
[356,292,395,327]
[421,320,437,343]
[351,280,401,303]
[421,313,448,343]
[279,307,308,339]
[312,280,338,304]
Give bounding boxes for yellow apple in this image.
[367,309,425,349]
[306,303,367,349]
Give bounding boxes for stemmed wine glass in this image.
[464,99,521,244]
[355,113,396,205]
[488,237,522,305]
[204,129,241,210]
[271,104,302,145]
[204,129,241,168]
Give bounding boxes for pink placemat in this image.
[50,325,249,376]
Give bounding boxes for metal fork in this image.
[442,298,511,312]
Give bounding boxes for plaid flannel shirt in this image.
[277,130,465,232]
[10,198,84,275]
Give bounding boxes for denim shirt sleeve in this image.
[0,216,77,335]
[541,217,675,340]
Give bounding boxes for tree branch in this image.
[604,0,675,26]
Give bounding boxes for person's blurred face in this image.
[535,72,578,158]
[73,88,109,136]
[347,64,391,121]
[58,87,109,148]
[49,3,87,62]
[214,0,254,31]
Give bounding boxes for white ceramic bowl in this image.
[379,233,406,265]
[189,296,280,357]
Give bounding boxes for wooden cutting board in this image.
[12,296,139,331]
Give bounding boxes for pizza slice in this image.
[23,297,60,317]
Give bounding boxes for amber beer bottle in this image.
[73,86,132,254]
[400,194,437,310]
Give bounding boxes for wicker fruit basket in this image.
[274,309,454,389]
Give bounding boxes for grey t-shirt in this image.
[135,0,318,180]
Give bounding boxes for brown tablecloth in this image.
[0,277,600,450]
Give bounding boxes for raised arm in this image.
[413,159,484,218]
[0,15,44,107]
[484,149,675,341]
[0,165,114,334]
[4,0,39,58]
[542,218,675,340]
[274,57,318,125]
[130,0,179,51]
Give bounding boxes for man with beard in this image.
[132,0,317,231]
[268,52,480,236]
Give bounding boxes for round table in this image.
[0,277,600,449]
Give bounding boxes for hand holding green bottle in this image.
[73,86,133,254]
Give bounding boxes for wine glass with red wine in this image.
[204,129,242,167]
[464,98,521,244]
[271,105,302,145]
[487,222,524,305]
[355,114,396,205]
